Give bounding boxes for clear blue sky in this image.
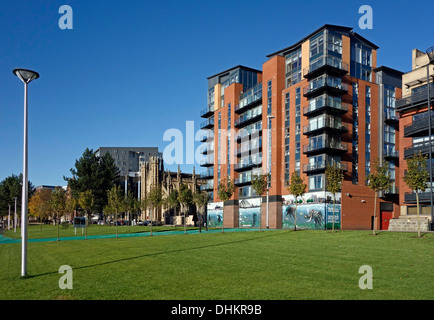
[1,0,433,187]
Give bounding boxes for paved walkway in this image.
[0,228,265,244]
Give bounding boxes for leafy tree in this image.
[192,190,210,233]
[178,184,193,234]
[251,174,269,231]
[0,174,35,217]
[325,163,344,233]
[106,185,123,238]
[50,186,67,241]
[366,158,392,235]
[288,172,307,231]
[404,151,429,237]
[64,148,120,215]
[28,189,52,229]
[78,190,95,240]
[148,185,164,236]
[217,179,235,233]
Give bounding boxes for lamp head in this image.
[13,68,39,84]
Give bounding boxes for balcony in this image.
[303,141,348,155]
[200,169,214,179]
[234,175,253,186]
[200,118,214,129]
[303,120,348,136]
[236,138,262,157]
[303,161,348,174]
[404,142,434,159]
[404,191,434,204]
[303,101,349,117]
[235,83,262,114]
[383,149,399,161]
[303,80,348,99]
[404,114,434,138]
[396,85,434,112]
[384,110,399,126]
[200,105,214,118]
[200,145,214,155]
[234,155,262,172]
[234,109,262,128]
[199,157,214,167]
[200,131,214,143]
[303,56,349,80]
[201,182,214,192]
[236,128,262,142]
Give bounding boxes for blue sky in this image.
[1,0,433,187]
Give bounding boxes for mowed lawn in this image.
[0,228,433,300]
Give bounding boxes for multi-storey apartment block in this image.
[397,49,434,228]
[199,24,403,231]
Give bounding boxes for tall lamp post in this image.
[426,47,434,230]
[266,114,275,229]
[13,68,39,278]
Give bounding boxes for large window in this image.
[309,174,324,191]
[351,42,373,82]
[286,48,302,87]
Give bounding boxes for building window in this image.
[309,174,324,191]
[286,48,302,87]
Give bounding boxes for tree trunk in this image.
[116,209,118,239]
[259,197,263,232]
[332,194,335,233]
[416,192,421,238]
[85,212,88,240]
[57,216,60,241]
[150,207,153,236]
[373,192,377,235]
[294,201,298,231]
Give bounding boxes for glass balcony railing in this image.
[303,56,349,79]
[234,108,262,127]
[303,141,348,154]
[303,98,348,116]
[303,161,348,173]
[303,119,348,135]
[200,118,214,129]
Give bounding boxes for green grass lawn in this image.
[0,228,433,300]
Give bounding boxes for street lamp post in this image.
[266,114,275,229]
[13,68,39,278]
[426,47,434,230]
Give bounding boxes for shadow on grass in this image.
[27,230,290,279]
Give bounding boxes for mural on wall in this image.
[239,197,261,228]
[207,202,223,227]
[282,192,341,230]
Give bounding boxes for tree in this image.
[178,184,193,234]
[404,151,429,238]
[166,189,180,228]
[28,189,52,229]
[192,190,210,233]
[217,179,235,233]
[288,172,307,231]
[251,174,269,231]
[148,185,164,236]
[325,163,344,233]
[78,190,95,240]
[64,148,120,215]
[106,185,123,238]
[50,186,67,241]
[366,158,392,235]
[0,173,35,218]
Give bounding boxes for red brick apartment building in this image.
[199,25,403,231]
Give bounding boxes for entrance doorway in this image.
[381,211,393,230]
